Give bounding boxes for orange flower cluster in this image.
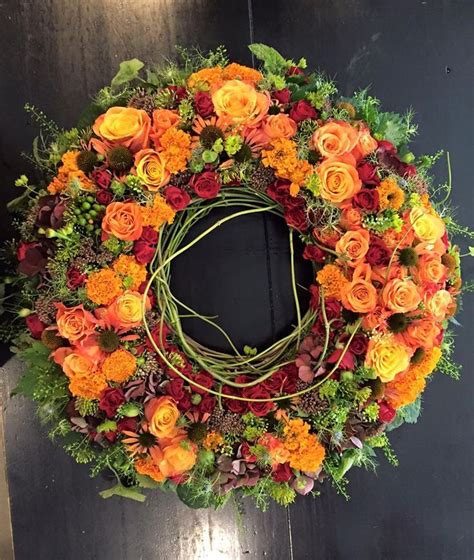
[377,178,405,210]
[134,456,165,482]
[160,127,192,174]
[112,255,147,290]
[47,151,94,194]
[203,431,224,451]
[261,138,312,196]
[187,63,262,89]
[283,418,325,473]
[141,194,176,229]
[316,264,349,300]
[86,269,123,306]
[101,348,137,383]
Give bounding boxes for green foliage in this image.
[387,397,422,431]
[363,210,403,233]
[110,58,145,91]
[438,330,462,380]
[100,483,147,503]
[242,412,268,441]
[248,43,292,75]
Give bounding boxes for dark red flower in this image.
[242,385,275,417]
[353,188,379,212]
[96,189,113,205]
[303,244,326,263]
[404,164,417,177]
[92,168,112,189]
[325,298,342,321]
[222,386,248,414]
[366,237,391,267]
[284,206,308,232]
[198,394,216,414]
[378,401,396,423]
[165,186,191,211]
[140,226,159,245]
[191,371,214,395]
[273,88,291,104]
[26,314,46,339]
[349,333,369,356]
[309,284,320,310]
[99,388,125,418]
[66,266,86,289]
[272,462,293,483]
[240,442,257,463]
[194,91,214,117]
[146,323,171,352]
[117,417,137,432]
[177,393,192,412]
[327,348,355,370]
[266,179,292,205]
[287,66,305,76]
[36,195,66,229]
[264,364,298,394]
[289,99,317,123]
[357,161,380,185]
[166,85,187,105]
[190,171,221,199]
[17,242,38,262]
[166,378,186,401]
[133,240,156,264]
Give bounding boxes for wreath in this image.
[3,44,467,509]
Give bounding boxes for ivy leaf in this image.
[99,483,146,502]
[110,58,144,91]
[248,43,289,75]
[400,397,422,423]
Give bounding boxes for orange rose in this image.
[401,317,441,350]
[102,201,143,241]
[261,114,297,140]
[134,149,170,191]
[212,80,269,127]
[382,279,421,313]
[145,396,180,439]
[62,352,95,379]
[351,126,378,161]
[410,207,446,244]
[424,289,454,320]
[92,107,150,153]
[312,120,359,158]
[340,206,362,230]
[365,334,411,382]
[108,291,148,330]
[159,439,197,478]
[317,153,362,205]
[335,229,370,267]
[341,264,377,313]
[55,303,96,342]
[414,253,447,285]
[362,306,391,332]
[150,109,180,147]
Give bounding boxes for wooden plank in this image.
[252,1,474,558]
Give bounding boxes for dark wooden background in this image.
[1,1,473,559]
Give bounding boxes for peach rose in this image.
[336,228,370,267]
[145,396,180,439]
[56,303,96,342]
[382,279,422,313]
[151,109,180,147]
[410,207,446,244]
[351,126,378,161]
[102,201,143,241]
[365,334,411,382]
[62,352,95,379]
[317,153,362,205]
[108,291,148,330]
[415,253,447,285]
[312,120,359,158]
[261,114,297,140]
[362,306,391,332]
[92,107,150,153]
[341,263,377,313]
[402,317,441,350]
[340,206,362,230]
[212,80,269,127]
[134,149,170,191]
[159,439,197,478]
[425,289,454,320]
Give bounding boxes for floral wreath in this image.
[3,44,468,509]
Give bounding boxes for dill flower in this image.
[160,127,192,174]
[86,268,123,305]
[316,264,349,300]
[102,348,137,383]
[141,195,176,230]
[112,254,147,290]
[377,178,405,211]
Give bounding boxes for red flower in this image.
[92,168,112,189]
[284,206,308,232]
[264,364,298,394]
[198,394,216,414]
[327,348,355,370]
[133,240,156,264]
[303,244,326,263]
[190,171,221,199]
[240,442,257,463]
[273,88,291,104]
[25,314,46,339]
[98,388,125,418]
[266,179,292,205]
[222,386,248,414]
[166,85,187,105]
[289,100,317,123]
[177,393,192,412]
[272,462,293,483]
[378,401,396,423]
[357,162,380,185]
[96,189,113,205]
[366,237,391,266]
[309,284,320,310]
[287,66,305,77]
[117,417,137,432]
[17,241,38,262]
[140,226,159,245]
[194,91,214,117]
[353,188,379,212]
[242,385,275,417]
[191,371,214,394]
[66,266,86,289]
[166,378,185,401]
[165,186,191,211]
[349,333,369,356]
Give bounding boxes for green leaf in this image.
[176,483,212,509]
[110,58,144,91]
[99,483,146,502]
[248,43,289,75]
[77,102,105,129]
[400,397,422,423]
[243,345,257,356]
[145,69,160,86]
[468,246,474,256]
[136,474,162,489]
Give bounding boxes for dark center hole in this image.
[170,206,314,353]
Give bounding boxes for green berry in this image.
[86,224,94,232]
[89,209,98,218]
[78,218,87,227]
[81,201,91,211]
[73,207,81,216]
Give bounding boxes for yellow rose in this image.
[134,149,170,191]
[212,80,269,126]
[425,289,454,320]
[365,335,411,382]
[93,107,150,153]
[108,291,147,329]
[410,207,445,244]
[145,397,180,439]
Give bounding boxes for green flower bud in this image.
[119,403,141,418]
[18,308,32,318]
